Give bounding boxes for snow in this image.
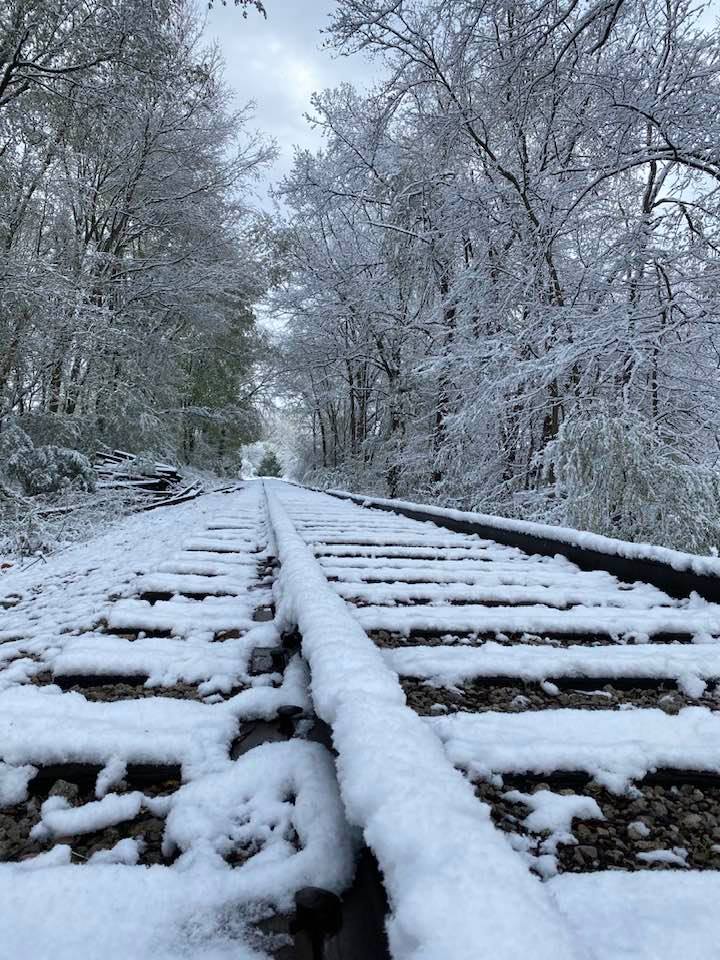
[327,489,720,579]
[0,490,262,642]
[548,872,720,959]
[135,571,260,597]
[429,706,720,791]
[96,756,128,797]
[89,837,143,865]
[185,536,260,553]
[0,761,36,806]
[503,789,604,834]
[280,485,720,640]
[3,740,356,954]
[165,740,356,896]
[18,844,73,869]
[313,532,501,549]
[4,476,719,958]
[265,481,587,960]
[157,556,260,575]
[277,482,720,960]
[106,596,257,641]
[52,631,268,695]
[0,656,313,776]
[636,847,688,866]
[318,543,505,560]
[0,866,273,959]
[353,601,720,638]
[0,483,354,959]
[333,577,673,609]
[322,557,579,581]
[32,791,144,838]
[0,685,237,776]
[382,641,720,689]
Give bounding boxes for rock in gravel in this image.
[578,845,598,860]
[658,694,681,715]
[682,814,704,831]
[635,840,657,852]
[628,820,651,840]
[49,780,79,803]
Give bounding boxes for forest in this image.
[276,0,720,551]
[3,0,720,552]
[0,0,273,478]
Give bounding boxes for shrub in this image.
[257,449,283,478]
[1,424,96,496]
[544,405,720,552]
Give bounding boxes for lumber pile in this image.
[94,448,202,509]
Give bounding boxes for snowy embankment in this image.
[265,483,586,960]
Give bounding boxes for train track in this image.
[0,480,718,959]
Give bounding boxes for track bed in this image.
[2,479,719,960]
[266,482,720,960]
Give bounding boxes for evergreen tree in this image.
[257,449,283,477]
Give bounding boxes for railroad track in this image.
[0,480,718,959]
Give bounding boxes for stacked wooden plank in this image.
[94,448,202,509]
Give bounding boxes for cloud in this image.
[203,0,378,198]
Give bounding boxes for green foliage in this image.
[180,309,264,467]
[0,423,96,496]
[544,406,720,552]
[257,449,283,477]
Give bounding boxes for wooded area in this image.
[0,0,272,471]
[3,0,720,553]
[276,0,720,550]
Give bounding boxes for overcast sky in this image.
[203,1,378,202]
[204,0,720,206]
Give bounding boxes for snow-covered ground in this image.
[0,484,353,959]
[2,479,718,960]
[267,481,720,960]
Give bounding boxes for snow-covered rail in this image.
[1,479,719,959]
[265,480,720,960]
[0,484,354,959]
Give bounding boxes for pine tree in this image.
[257,449,283,477]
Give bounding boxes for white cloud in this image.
[203,0,378,200]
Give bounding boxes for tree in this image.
[257,449,283,478]
[273,0,720,550]
[209,0,266,13]
[0,0,274,465]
